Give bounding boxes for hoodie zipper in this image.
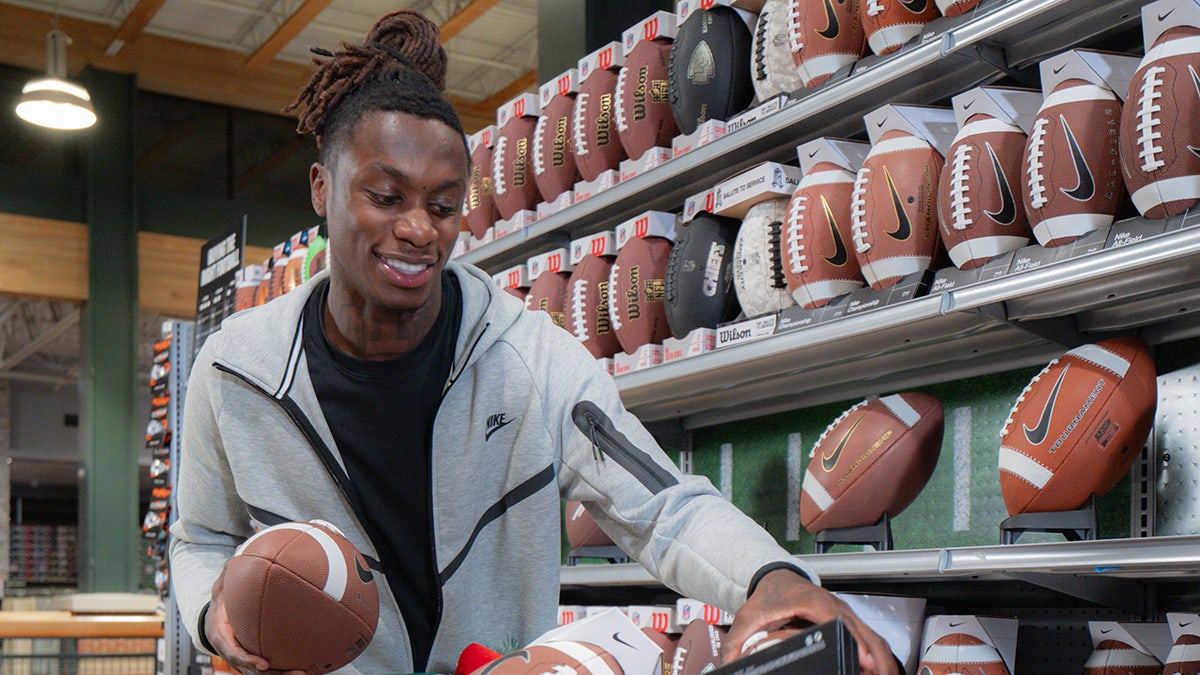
[571,401,679,494]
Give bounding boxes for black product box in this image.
[710,619,857,675]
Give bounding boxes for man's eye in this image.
[367,191,400,205]
[431,203,458,218]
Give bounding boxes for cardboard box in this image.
[579,42,625,79]
[493,210,536,239]
[949,87,1043,133]
[1141,0,1200,49]
[663,328,716,361]
[672,119,728,157]
[1088,621,1173,663]
[527,247,574,280]
[537,190,575,219]
[614,344,664,374]
[570,231,619,263]
[468,125,496,153]
[676,0,756,25]
[493,265,529,291]
[928,251,1014,293]
[1037,49,1141,103]
[796,138,870,175]
[574,169,622,202]
[535,608,662,675]
[558,605,586,625]
[683,186,720,222]
[496,92,540,127]
[836,593,926,675]
[675,598,734,626]
[620,147,673,181]
[1106,217,1168,249]
[709,619,857,675]
[863,104,958,156]
[716,314,778,349]
[539,69,580,109]
[595,357,614,376]
[616,211,678,249]
[919,616,1018,674]
[627,606,682,634]
[622,11,679,55]
[469,226,495,250]
[712,161,805,219]
[726,94,790,133]
[451,231,470,259]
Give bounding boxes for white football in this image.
[734,198,797,318]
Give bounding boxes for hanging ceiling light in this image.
[16,29,97,131]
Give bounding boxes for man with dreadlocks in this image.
[170,9,897,675]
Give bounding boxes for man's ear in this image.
[310,162,328,217]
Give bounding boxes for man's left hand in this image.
[724,569,900,675]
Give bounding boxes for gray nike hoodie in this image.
[169,261,816,674]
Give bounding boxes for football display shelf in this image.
[458,0,1144,274]
[617,219,1200,429]
[561,533,1200,614]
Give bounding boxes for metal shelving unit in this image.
[458,0,1145,275]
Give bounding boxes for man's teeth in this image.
[385,259,429,275]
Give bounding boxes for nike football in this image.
[468,642,623,675]
[752,0,805,101]
[734,198,797,318]
[567,253,621,358]
[918,633,1010,675]
[1083,639,1163,675]
[787,0,867,87]
[669,6,756,134]
[850,129,944,290]
[674,620,727,675]
[1023,78,1125,247]
[937,113,1032,269]
[525,271,571,330]
[999,338,1157,516]
[533,89,581,202]
[611,235,674,353]
[466,135,499,239]
[493,114,540,220]
[663,213,742,338]
[574,66,627,182]
[1164,634,1200,675]
[861,0,941,57]
[800,393,943,533]
[1120,26,1200,219]
[564,500,615,548]
[616,37,679,160]
[222,521,379,675]
[784,162,866,308]
[935,0,981,17]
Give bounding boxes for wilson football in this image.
[616,37,679,160]
[222,521,379,674]
[787,0,866,87]
[574,67,626,182]
[937,113,1033,269]
[734,198,797,318]
[664,213,742,338]
[466,138,499,239]
[611,235,674,353]
[1023,78,1124,247]
[533,90,581,202]
[801,393,943,532]
[1119,26,1200,219]
[493,115,540,220]
[669,6,756,134]
[785,162,866,308]
[999,338,1157,516]
[674,620,727,675]
[525,271,571,330]
[567,253,621,358]
[851,129,944,290]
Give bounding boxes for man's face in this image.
[310,110,468,317]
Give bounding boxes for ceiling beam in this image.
[0,307,79,372]
[439,0,504,43]
[245,0,335,69]
[0,370,76,386]
[106,0,167,56]
[233,136,312,194]
[137,118,201,173]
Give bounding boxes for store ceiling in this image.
[0,0,540,389]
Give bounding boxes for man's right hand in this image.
[206,569,306,675]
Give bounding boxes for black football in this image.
[664,213,742,338]
[668,6,755,135]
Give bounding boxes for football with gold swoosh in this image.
[998,338,1157,516]
[221,520,379,674]
[800,392,943,533]
[784,160,867,308]
[850,129,945,290]
[786,0,866,88]
[861,0,942,57]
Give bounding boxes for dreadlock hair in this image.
[285,9,467,164]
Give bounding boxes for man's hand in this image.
[206,569,307,675]
[725,569,900,675]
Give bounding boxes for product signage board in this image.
[194,218,246,360]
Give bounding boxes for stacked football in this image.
[567,252,621,358]
[526,270,570,330]
[785,161,866,307]
[918,633,1011,675]
[533,73,581,203]
[752,0,805,101]
[861,0,941,56]
[574,46,627,182]
[669,6,755,134]
[787,0,866,87]
[616,27,679,160]
[1082,639,1163,675]
[664,214,742,337]
[998,338,1157,516]
[493,99,541,220]
[1119,25,1200,219]
[734,198,796,317]
[673,620,727,675]
[800,393,943,533]
[850,129,945,290]
[937,111,1033,269]
[466,127,499,239]
[611,235,674,353]
[1022,78,1124,247]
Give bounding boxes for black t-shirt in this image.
[301,275,462,670]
